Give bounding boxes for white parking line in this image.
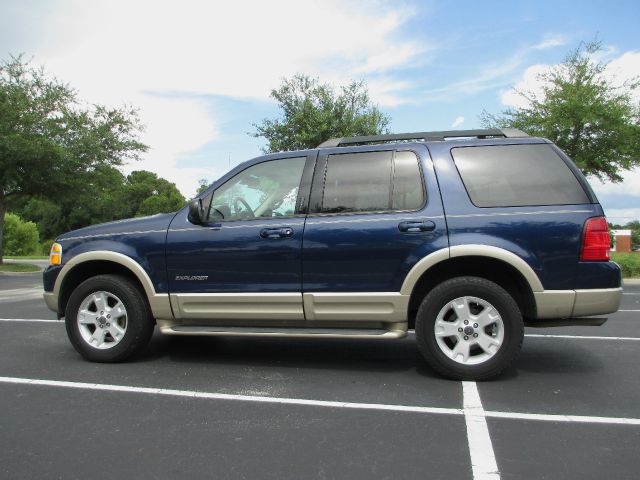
[2,375,639,429]
[485,410,640,426]
[0,318,59,323]
[618,309,640,312]
[525,334,640,341]
[462,381,500,480]
[0,376,463,416]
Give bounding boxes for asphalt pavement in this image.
[1,270,639,479]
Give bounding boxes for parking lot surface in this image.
[1,271,639,479]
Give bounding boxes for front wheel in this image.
[65,274,155,362]
[415,276,524,380]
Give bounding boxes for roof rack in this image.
[316,128,529,148]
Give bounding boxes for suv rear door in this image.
[301,144,448,319]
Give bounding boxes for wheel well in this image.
[407,256,536,329]
[59,261,146,316]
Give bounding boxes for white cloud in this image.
[531,36,567,50]
[22,0,424,196]
[591,169,640,198]
[125,96,221,197]
[501,50,640,107]
[419,36,565,102]
[451,116,464,128]
[605,51,640,103]
[602,208,640,224]
[39,0,421,103]
[499,64,549,108]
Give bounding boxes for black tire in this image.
[65,274,155,362]
[415,276,524,381]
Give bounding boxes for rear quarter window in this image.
[451,144,591,207]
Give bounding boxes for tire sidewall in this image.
[65,275,153,362]
[416,277,524,380]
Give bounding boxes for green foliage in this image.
[123,170,185,217]
[40,239,55,256]
[196,179,209,195]
[3,213,39,256]
[16,168,186,238]
[252,74,390,153]
[482,41,640,182]
[0,54,147,262]
[611,252,640,278]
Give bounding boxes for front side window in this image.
[321,151,424,214]
[210,157,306,221]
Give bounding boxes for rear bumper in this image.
[534,287,623,319]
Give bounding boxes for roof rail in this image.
[316,128,529,148]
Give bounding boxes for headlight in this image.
[50,243,62,265]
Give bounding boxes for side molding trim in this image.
[303,292,409,323]
[170,293,304,320]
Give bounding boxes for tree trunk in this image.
[0,192,5,265]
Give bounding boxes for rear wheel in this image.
[415,276,523,380]
[65,274,154,362]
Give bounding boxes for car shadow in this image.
[138,331,446,379]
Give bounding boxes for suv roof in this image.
[317,128,529,148]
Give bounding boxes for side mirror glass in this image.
[188,198,205,224]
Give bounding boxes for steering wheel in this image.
[233,197,255,218]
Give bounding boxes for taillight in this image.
[580,217,610,261]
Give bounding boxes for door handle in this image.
[398,220,436,233]
[260,227,294,239]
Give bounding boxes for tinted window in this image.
[392,151,425,210]
[322,152,393,213]
[321,151,425,213]
[452,144,590,207]
[210,157,306,220]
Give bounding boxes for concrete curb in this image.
[0,270,43,276]
[623,278,640,285]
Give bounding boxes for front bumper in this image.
[534,287,623,319]
[43,292,59,314]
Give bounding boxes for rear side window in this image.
[321,151,424,214]
[452,144,590,207]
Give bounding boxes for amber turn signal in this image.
[50,243,62,265]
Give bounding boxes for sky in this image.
[1,0,639,222]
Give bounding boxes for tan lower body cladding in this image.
[169,292,409,324]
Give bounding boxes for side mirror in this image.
[188,198,205,224]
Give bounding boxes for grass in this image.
[0,263,42,273]
[3,255,48,260]
[611,252,640,278]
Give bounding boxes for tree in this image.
[252,74,390,153]
[482,41,640,182]
[123,170,185,217]
[0,54,146,262]
[3,213,39,256]
[16,167,185,240]
[196,178,209,195]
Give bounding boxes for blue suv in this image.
[43,129,623,380]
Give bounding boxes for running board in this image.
[157,323,406,339]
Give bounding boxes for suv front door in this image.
[166,152,315,322]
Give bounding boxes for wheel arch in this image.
[402,246,541,328]
[55,251,171,319]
